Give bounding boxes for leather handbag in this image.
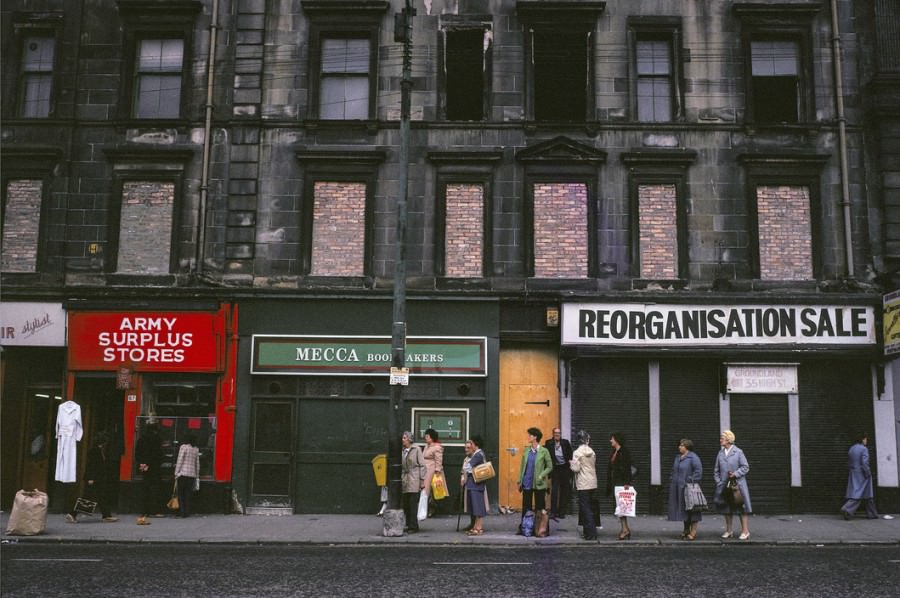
[684,482,708,511]
[472,461,496,483]
[726,478,743,507]
[166,479,179,511]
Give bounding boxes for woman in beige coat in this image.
[569,430,598,541]
[422,428,444,517]
[401,431,426,532]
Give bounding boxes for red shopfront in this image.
[65,304,237,513]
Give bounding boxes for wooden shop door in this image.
[498,347,559,511]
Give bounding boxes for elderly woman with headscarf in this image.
[713,429,752,540]
[401,431,425,533]
[569,430,598,541]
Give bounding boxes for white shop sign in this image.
[0,302,66,347]
[562,303,876,347]
[726,364,798,394]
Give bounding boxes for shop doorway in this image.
[20,385,62,492]
[498,347,559,510]
[729,394,792,512]
[248,400,295,511]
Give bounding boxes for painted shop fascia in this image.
[233,298,499,515]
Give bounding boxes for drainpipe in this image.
[830,0,854,278]
[195,0,219,277]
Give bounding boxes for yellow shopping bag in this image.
[431,472,449,500]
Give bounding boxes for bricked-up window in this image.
[134,39,184,119]
[533,183,588,278]
[1,180,43,272]
[441,27,492,121]
[19,35,55,118]
[310,182,366,275]
[750,40,800,123]
[319,37,370,119]
[444,184,484,277]
[638,184,678,278]
[756,185,813,280]
[117,181,174,274]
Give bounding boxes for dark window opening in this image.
[751,39,800,123]
[445,29,484,121]
[533,31,587,121]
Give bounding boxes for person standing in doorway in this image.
[135,421,163,525]
[517,427,552,534]
[174,434,200,518]
[713,430,752,539]
[569,430,598,541]
[545,427,573,520]
[841,432,880,520]
[401,431,425,532]
[607,432,634,540]
[66,431,118,523]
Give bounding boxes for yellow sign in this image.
[885,290,900,355]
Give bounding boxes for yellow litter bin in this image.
[371,453,387,486]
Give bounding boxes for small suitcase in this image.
[6,489,49,536]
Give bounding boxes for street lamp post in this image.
[383,0,416,537]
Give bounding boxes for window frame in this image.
[8,13,64,121]
[437,18,493,122]
[294,150,386,278]
[102,148,193,276]
[0,149,62,277]
[621,150,697,281]
[18,33,57,119]
[734,3,818,126]
[303,0,388,122]
[116,0,200,122]
[628,17,684,123]
[738,153,829,280]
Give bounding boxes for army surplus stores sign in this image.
[561,303,876,347]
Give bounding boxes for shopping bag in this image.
[535,509,550,537]
[614,485,637,518]
[417,489,428,521]
[5,490,48,536]
[431,473,449,500]
[74,497,98,515]
[167,479,179,511]
[684,482,708,511]
[521,511,535,537]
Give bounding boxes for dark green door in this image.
[249,400,294,509]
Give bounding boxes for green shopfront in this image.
[233,298,499,514]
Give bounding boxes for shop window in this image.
[734,3,817,125]
[116,0,199,121]
[303,0,386,122]
[133,38,184,119]
[136,379,217,479]
[1,179,43,272]
[116,181,176,274]
[19,35,55,118]
[440,25,492,121]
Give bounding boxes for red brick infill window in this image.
[119,181,175,274]
[311,181,366,276]
[1,179,42,272]
[445,183,484,277]
[756,185,813,280]
[638,184,679,279]
[533,183,589,278]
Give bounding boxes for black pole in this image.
[385,0,414,531]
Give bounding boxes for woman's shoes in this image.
[136,516,150,525]
[721,531,733,538]
[466,528,484,536]
[739,532,750,540]
[685,533,696,541]
[617,531,631,541]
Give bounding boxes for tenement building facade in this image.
[2,0,898,515]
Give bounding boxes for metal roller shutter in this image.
[571,358,650,513]
[729,394,791,512]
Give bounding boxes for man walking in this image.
[517,427,552,534]
[545,427,573,519]
[841,432,879,520]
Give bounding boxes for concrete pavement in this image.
[2,509,898,545]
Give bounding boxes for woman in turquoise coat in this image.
[667,438,703,540]
[713,430,752,540]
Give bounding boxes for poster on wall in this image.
[885,290,900,356]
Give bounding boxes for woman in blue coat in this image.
[667,438,703,540]
[713,430,752,539]
[461,435,488,536]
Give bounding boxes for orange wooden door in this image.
[498,347,559,510]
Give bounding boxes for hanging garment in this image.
[55,401,83,483]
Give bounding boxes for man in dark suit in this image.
[545,427,574,519]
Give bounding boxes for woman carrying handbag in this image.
[667,438,704,540]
